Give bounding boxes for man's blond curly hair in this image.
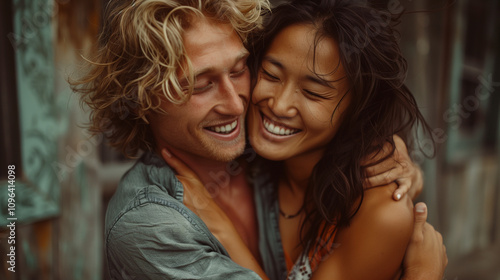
[72,0,269,157]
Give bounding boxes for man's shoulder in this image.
[119,151,182,196]
[104,181,220,253]
[106,189,201,239]
[104,152,185,235]
[104,190,238,280]
[104,184,183,236]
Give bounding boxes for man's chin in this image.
[207,143,246,163]
[202,129,246,162]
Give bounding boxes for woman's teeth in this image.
[263,118,298,136]
[207,120,237,134]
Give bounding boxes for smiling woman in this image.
[241,0,441,278]
[248,24,351,162]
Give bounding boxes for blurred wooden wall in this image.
[1,0,133,279]
[399,0,500,279]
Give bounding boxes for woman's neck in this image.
[282,148,325,195]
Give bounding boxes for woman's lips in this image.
[260,113,301,136]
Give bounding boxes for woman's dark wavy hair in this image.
[248,0,434,255]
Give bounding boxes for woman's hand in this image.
[160,149,233,237]
[362,135,423,201]
[401,203,448,280]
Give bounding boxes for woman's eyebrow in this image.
[263,56,284,69]
[305,75,336,89]
[264,55,337,89]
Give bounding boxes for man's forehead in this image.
[177,16,248,81]
[183,15,243,49]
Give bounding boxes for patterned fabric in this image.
[287,255,312,280]
[253,166,339,280]
[284,224,338,280]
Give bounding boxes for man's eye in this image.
[230,67,247,77]
[261,69,280,81]
[193,82,213,93]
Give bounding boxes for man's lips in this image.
[261,113,301,136]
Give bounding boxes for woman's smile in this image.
[261,112,301,137]
[248,24,350,162]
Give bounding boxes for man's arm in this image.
[363,135,423,201]
[106,200,261,280]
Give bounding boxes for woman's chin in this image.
[250,140,288,161]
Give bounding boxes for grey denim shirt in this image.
[104,151,261,280]
[252,169,289,280]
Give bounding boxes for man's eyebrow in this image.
[179,50,250,85]
[235,50,250,64]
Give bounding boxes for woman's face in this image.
[248,24,351,161]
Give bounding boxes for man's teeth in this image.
[208,120,237,134]
[263,118,297,136]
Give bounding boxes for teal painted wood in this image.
[444,0,499,164]
[1,0,62,226]
[0,181,59,227]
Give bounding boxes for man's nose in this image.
[214,76,246,116]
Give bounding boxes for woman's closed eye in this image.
[261,68,280,82]
[303,89,330,99]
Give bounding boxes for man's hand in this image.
[402,203,448,280]
[363,135,423,201]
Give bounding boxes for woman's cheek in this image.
[252,79,273,103]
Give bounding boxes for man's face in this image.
[150,17,250,162]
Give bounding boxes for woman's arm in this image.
[311,183,414,280]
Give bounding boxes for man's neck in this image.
[157,146,243,197]
[155,146,260,261]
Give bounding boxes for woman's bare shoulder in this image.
[357,182,414,228]
[311,183,414,280]
[334,182,414,259]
